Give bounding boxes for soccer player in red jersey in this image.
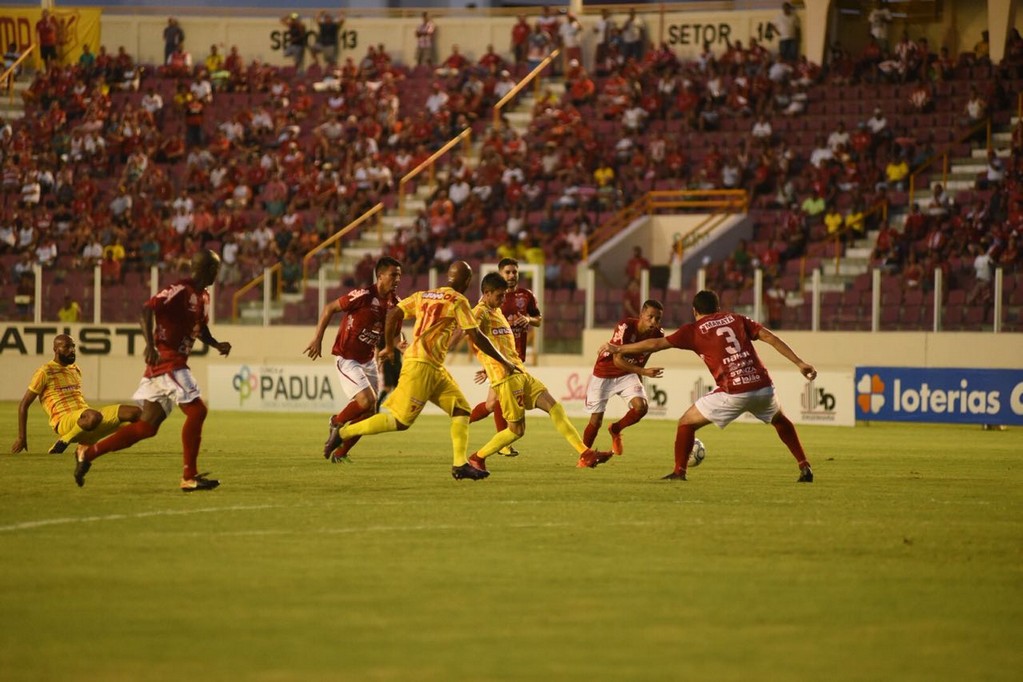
[600,290,815,482]
[583,300,665,457]
[305,256,402,462]
[468,258,541,456]
[73,250,232,491]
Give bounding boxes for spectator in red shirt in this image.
[510,15,530,65]
[35,9,59,69]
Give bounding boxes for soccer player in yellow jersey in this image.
[336,261,520,480]
[466,273,612,472]
[11,334,141,455]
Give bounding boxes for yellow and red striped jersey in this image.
[27,361,89,429]
[397,287,478,368]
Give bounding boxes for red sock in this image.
[334,399,367,427]
[674,424,696,474]
[493,402,508,431]
[334,411,371,457]
[86,420,159,461]
[179,400,208,480]
[773,414,809,467]
[612,408,644,434]
[470,401,491,423]
[582,422,600,448]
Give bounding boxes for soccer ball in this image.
[688,438,706,468]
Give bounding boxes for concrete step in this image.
[802,280,846,293]
[949,163,986,173]
[944,179,975,191]
[0,77,30,118]
[846,246,873,259]
[970,147,1012,159]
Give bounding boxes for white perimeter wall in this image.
[2,324,1020,427]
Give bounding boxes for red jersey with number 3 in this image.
[331,284,398,363]
[665,312,772,394]
[593,317,663,378]
[144,278,208,378]
[501,287,540,361]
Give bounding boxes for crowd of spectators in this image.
[1,7,1021,326]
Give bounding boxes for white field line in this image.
[0,504,277,533]
[199,519,663,537]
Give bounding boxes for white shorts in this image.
[132,368,202,415]
[335,356,379,400]
[695,386,779,428]
[585,374,647,414]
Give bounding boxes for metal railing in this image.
[230,203,386,321]
[0,45,36,103]
[301,202,384,289]
[230,263,282,323]
[396,127,472,217]
[491,48,561,131]
[829,198,888,276]
[907,115,991,206]
[583,189,747,260]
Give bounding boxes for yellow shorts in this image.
[53,404,124,445]
[494,373,548,423]
[383,360,470,426]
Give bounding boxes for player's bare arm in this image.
[304,299,343,360]
[757,328,817,380]
[509,312,542,329]
[380,306,406,362]
[200,325,232,357]
[140,307,159,365]
[612,353,664,379]
[11,389,39,453]
[600,336,672,357]
[465,327,520,375]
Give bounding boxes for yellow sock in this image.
[341,412,397,438]
[477,428,520,459]
[451,415,470,466]
[549,403,587,454]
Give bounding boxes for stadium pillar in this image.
[988,0,1014,64]
[93,265,101,324]
[802,0,832,67]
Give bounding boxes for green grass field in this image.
[1,404,1021,681]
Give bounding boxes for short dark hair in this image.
[693,290,720,314]
[481,272,508,293]
[641,299,663,312]
[497,258,519,270]
[375,256,402,277]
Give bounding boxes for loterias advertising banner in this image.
[855,367,1023,426]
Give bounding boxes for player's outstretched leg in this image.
[73,444,91,487]
[324,399,370,458]
[608,403,646,456]
[582,415,602,449]
[665,423,696,480]
[179,399,219,492]
[771,412,813,483]
[73,418,160,486]
[493,403,519,457]
[535,399,610,468]
[468,427,519,473]
[469,401,491,423]
[329,413,370,463]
